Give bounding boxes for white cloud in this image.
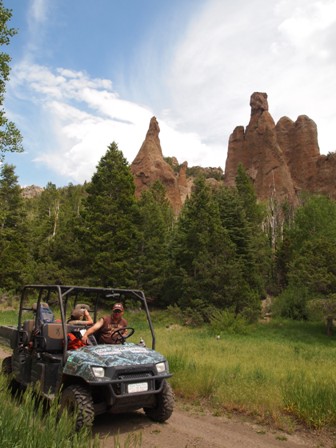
[7,0,336,186]
[163,0,336,157]
[29,0,49,24]
[10,63,210,183]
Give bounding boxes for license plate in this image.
[127,382,148,393]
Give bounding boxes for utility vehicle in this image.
[0,284,174,428]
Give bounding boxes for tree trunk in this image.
[326,316,333,336]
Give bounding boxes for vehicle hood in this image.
[63,343,166,380]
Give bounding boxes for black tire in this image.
[2,356,12,375]
[60,384,95,430]
[1,355,22,396]
[144,380,174,423]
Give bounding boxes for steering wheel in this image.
[110,327,135,344]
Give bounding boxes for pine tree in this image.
[137,181,174,299]
[0,164,29,288]
[80,142,140,287]
[234,165,271,296]
[235,164,264,225]
[24,182,88,284]
[278,195,336,297]
[164,177,245,316]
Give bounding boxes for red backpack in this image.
[67,332,86,350]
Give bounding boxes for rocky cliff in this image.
[132,94,335,213]
[130,116,193,214]
[224,92,336,203]
[21,185,44,199]
[224,92,297,204]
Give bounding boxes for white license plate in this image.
[127,382,148,393]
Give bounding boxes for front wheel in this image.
[144,380,174,423]
[60,384,95,430]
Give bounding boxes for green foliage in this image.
[0,1,23,159]
[235,164,263,226]
[283,373,336,428]
[164,177,244,311]
[186,165,224,181]
[307,295,336,321]
[0,308,18,325]
[215,185,270,299]
[272,286,309,320]
[0,377,100,447]
[162,174,268,320]
[25,182,87,284]
[158,317,336,430]
[136,181,173,299]
[163,156,180,173]
[288,237,336,296]
[209,309,250,334]
[180,299,217,327]
[276,195,336,318]
[0,164,30,288]
[80,142,140,287]
[288,195,336,251]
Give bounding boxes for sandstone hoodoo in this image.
[224,92,336,203]
[224,92,297,204]
[131,94,336,214]
[130,116,185,214]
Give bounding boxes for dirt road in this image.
[0,346,333,448]
[93,404,334,448]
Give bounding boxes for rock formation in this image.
[131,117,189,214]
[21,185,44,199]
[275,114,320,192]
[131,94,336,214]
[224,92,297,204]
[225,92,336,203]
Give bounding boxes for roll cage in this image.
[17,284,156,362]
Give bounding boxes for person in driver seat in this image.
[82,303,128,344]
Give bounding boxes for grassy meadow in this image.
[130,310,336,430]
[1,306,336,432]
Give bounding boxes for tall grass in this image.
[0,375,144,447]
[154,317,336,429]
[2,302,336,431]
[0,309,18,326]
[0,376,100,447]
[283,372,336,428]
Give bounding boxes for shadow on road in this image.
[92,410,166,438]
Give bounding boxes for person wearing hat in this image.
[81,303,128,344]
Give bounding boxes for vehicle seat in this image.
[23,319,35,341]
[33,302,55,324]
[41,323,64,352]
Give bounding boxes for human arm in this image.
[81,318,103,344]
[83,309,93,325]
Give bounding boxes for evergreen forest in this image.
[2,144,336,326]
[1,0,336,328]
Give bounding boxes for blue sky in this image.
[3,0,336,187]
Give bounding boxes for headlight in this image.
[92,366,105,378]
[156,361,166,374]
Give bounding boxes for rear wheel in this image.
[1,356,22,396]
[60,384,95,430]
[2,356,12,375]
[144,380,174,423]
